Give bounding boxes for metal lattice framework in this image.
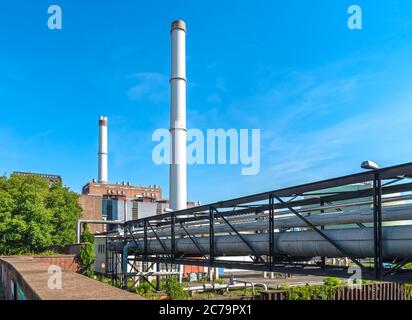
[106,162,412,284]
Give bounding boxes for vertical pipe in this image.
[98,116,108,183]
[169,20,187,211]
[76,221,81,244]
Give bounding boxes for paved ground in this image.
[188,271,337,290]
[1,257,144,300]
[227,271,331,288]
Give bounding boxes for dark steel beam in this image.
[134,182,412,228]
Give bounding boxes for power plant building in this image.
[82,181,162,200]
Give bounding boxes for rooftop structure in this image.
[12,171,62,184]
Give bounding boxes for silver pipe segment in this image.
[125,224,412,259]
[76,219,123,244]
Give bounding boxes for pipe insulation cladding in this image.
[98,116,108,183]
[169,20,187,211]
[126,224,412,259]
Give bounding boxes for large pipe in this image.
[127,204,412,239]
[98,116,108,183]
[125,225,412,259]
[169,20,187,211]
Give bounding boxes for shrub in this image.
[136,281,156,296]
[164,277,190,300]
[80,224,95,277]
[324,277,341,286]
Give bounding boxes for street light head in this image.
[361,160,380,171]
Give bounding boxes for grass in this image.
[5,250,62,257]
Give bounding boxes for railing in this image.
[261,282,406,300]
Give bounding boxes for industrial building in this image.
[12,171,62,184]
[88,21,412,291]
[82,181,162,200]
[77,111,200,233]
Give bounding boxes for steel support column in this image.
[143,220,148,261]
[320,198,326,268]
[268,195,275,269]
[171,213,176,262]
[209,207,215,266]
[373,173,383,279]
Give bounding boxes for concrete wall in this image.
[0,258,40,300]
[0,257,144,300]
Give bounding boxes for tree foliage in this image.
[0,173,82,255]
[80,223,95,277]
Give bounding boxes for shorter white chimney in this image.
[98,116,108,183]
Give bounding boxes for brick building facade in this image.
[82,181,162,200]
[78,194,104,233]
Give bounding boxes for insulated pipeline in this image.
[128,204,412,239]
[125,225,412,259]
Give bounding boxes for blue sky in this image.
[1,0,412,204]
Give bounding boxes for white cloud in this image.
[127,72,168,103]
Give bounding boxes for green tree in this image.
[80,224,95,277]
[0,173,82,255]
[47,182,82,245]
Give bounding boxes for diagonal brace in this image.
[181,224,208,259]
[273,194,365,271]
[212,207,266,263]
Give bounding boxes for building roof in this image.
[12,171,62,183]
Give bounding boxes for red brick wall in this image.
[32,255,80,273]
[78,195,104,234]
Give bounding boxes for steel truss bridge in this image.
[104,162,412,287]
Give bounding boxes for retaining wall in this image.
[0,256,143,300]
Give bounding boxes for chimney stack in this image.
[98,116,108,183]
[169,20,187,211]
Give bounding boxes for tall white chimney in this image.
[169,20,187,211]
[98,116,108,183]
